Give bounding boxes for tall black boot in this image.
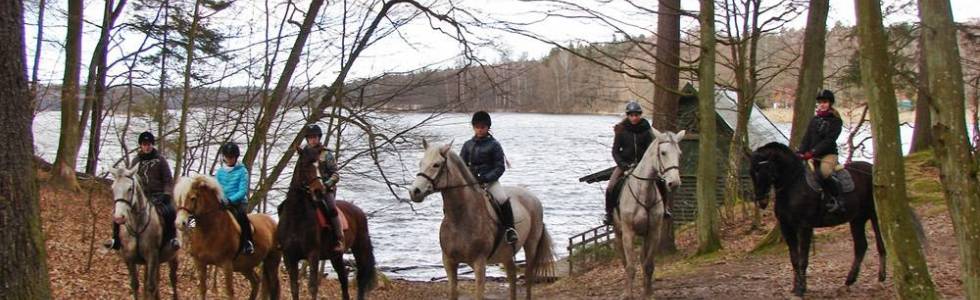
[823,177,844,213]
[500,200,518,245]
[106,222,121,250]
[604,190,616,225]
[655,178,673,218]
[321,199,345,252]
[234,208,255,255]
[156,194,179,249]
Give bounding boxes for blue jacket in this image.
[216,163,249,204]
[460,135,506,183]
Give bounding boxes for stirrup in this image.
[603,214,613,225]
[105,238,121,250]
[664,209,673,219]
[243,241,255,255]
[505,228,519,244]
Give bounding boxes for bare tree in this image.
[696,0,722,255]
[51,0,84,190]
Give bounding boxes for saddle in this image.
[315,206,349,232]
[804,162,855,193]
[149,194,177,245]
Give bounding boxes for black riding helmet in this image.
[138,131,155,145]
[816,89,835,104]
[472,111,491,128]
[304,124,323,138]
[625,101,643,114]
[220,142,240,158]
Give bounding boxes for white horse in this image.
[110,167,180,299]
[612,128,685,299]
[408,140,556,300]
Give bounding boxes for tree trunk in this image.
[0,0,52,296]
[909,32,933,153]
[855,1,939,298]
[84,0,127,175]
[175,0,202,176]
[696,0,722,255]
[655,0,682,253]
[789,0,829,148]
[52,0,84,191]
[156,0,170,148]
[29,0,45,113]
[918,0,980,297]
[241,0,325,171]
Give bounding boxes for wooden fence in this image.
[566,224,614,275]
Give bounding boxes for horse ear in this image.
[123,165,138,177]
[109,167,121,178]
[651,126,663,137]
[422,138,429,150]
[675,130,686,141]
[441,140,454,154]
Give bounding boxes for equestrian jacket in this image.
[131,148,174,196]
[216,163,249,204]
[461,135,506,183]
[612,118,654,168]
[302,145,340,188]
[799,109,843,157]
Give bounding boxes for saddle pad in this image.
[316,207,350,231]
[804,162,856,193]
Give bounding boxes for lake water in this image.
[33,111,930,281]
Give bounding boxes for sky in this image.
[22,0,980,87]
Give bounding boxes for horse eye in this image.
[433,163,440,168]
[661,151,667,156]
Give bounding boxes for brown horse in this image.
[276,145,377,300]
[110,167,180,300]
[174,175,281,299]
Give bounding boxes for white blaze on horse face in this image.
[110,173,134,223]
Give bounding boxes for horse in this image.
[609,128,685,299]
[749,142,885,297]
[173,175,281,299]
[408,139,556,300]
[109,166,180,299]
[276,145,377,300]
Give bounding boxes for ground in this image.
[42,152,965,299]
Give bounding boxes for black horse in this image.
[749,142,885,297]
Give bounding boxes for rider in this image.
[303,124,345,252]
[461,111,518,245]
[107,131,178,250]
[798,89,845,213]
[605,101,658,225]
[215,142,255,255]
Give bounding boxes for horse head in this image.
[110,166,142,225]
[409,138,456,203]
[643,128,685,191]
[291,145,330,197]
[749,142,797,209]
[173,175,224,231]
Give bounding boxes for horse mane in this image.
[174,174,224,207]
[441,146,479,185]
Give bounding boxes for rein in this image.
[623,139,678,211]
[415,152,481,192]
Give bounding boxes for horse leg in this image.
[797,227,815,296]
[169,259,179,300]
[263,250,282,300]
[870,212,887,282]
[472,259,487,300]
[620,227,637,300]
[222,263,236,299]
[642,219,662,298]
[522,231,540,300]
[504,259,517,300]
[308,253,321,299]
[145,255,160,299]
[243,268,260,300]
[285,258,301,300]
[127,262,140,300]
[331,256,351,300]
[846,219,869,286]
[442,256,459,300]
[779,222,803,297]
[196,261,209,300]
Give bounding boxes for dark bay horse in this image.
[749,142,884,297]
[276,145,376,300]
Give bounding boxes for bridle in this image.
[624,138,680,210]
[113,174,152,251]
[415,151,480,192]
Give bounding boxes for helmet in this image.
[816,89,835,104]
[471,111,492,128]
[304,124,323,138]
[138,131,155,145]
[625,101,643,114]
[220,142,240,158]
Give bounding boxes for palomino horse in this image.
[109,167,179,299]
[612,128,684,299]
[408,140,556,300]
[173,175,281,299]
[277,145,377,300]
[749,142,885,297]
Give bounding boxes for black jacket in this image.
[460,135,506,183]
[131,149,174,196]
[799,109,843,156]
[612,118,654,168]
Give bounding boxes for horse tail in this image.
[353,209,377,293]
[531,225,557,280]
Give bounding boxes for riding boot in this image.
[655,178,673,219]
[320,198,345,252]
[234,207,255,255]
[823,177,844,213]
[105,222,121,250]
[604,190,615,225]
[500,199,519,245]
[156,194,179,249]
[664,194,674,219]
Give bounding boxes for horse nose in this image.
[668,181,680,190]
[411,187,420,196]
[113,216,126,224]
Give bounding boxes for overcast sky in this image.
[24,0,980,87]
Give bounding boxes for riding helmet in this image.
[471,111,492,128]
[220,142,240,158]
[816,89,835,104]
[138,131,155,145]
[625,101,643,114]
[304,124,323,138]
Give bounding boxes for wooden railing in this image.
[566,224,614,275]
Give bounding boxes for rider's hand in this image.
[798,151,814,160]
[323,178,336,187]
